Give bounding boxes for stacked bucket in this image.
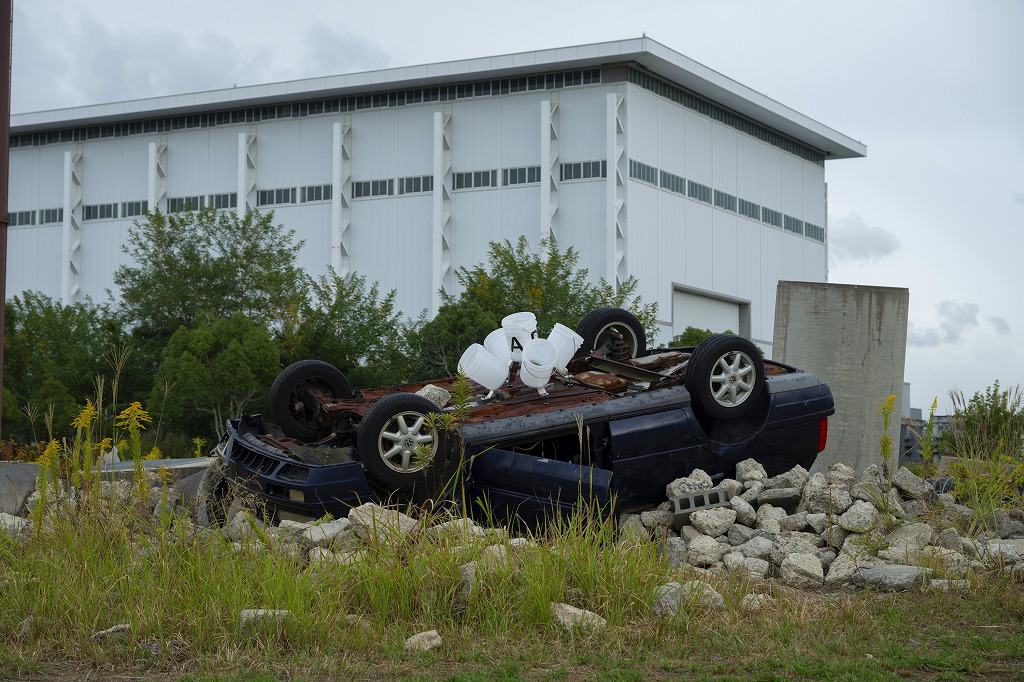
[458,312,584,396]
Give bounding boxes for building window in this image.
[659,170,686,195]
[209,192,238,209]
[805,222,826,242]
[738,198,760,221]
[40,208,64,224]
[83,203,119,220]
[628,159,658,186]
[168,196,205,213]
[453,170,497,190]
[502,166,541,186]
[783,215,804,235]
[9,210,35,226]
[762,207,783,227]
[299,185,331,203]
[713,190,737,212]
[352,179,394,198]
[122,200,149,218]
[256,188,297,206]
[560,160,606,181]
[398,175,433,195]
[687,180,712,204]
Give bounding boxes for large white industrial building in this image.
[7,37,864,355]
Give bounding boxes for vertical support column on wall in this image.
[539,99,560,247]
[606,93,627,289]
[430,108,453,317]
[61,149,83,305]
[237,131,257,217]
[331,119,353,276]
[147,139,167,214]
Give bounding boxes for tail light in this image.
[818,418,829,452]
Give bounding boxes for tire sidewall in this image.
[574,307,647,360]
[686,334,765,420]
[269,360,353,441]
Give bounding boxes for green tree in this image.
[407,237,658,378]
[3,292,125,442]
[281,271,413,388]
[114,208,307,350]
[668,326,735,348]
[943,381,1024,461]
[151,312,280,441]
[454,237,658,336]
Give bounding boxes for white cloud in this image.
[987,316,1011,336]
[1014,192,1024,208]
[907,300,980,347]
[827,212,901,266]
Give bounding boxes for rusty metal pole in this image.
[0,0,11,437]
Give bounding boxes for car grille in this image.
[278,465,310,483]
[229,439,278,475]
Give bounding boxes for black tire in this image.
[356,393,457,499]
[685,334,765,420]
[269,360,353,441]
[193,457,231,528]
[574,307,646,361]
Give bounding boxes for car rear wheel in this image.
[574,307,646,361]
[356,393,457,499]
[269,360,353,442]
[686,334,765,419]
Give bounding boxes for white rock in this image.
[730,496,757,527]
[666,469,713,498]
[686,534,724,567]
[405,629,443,652]
[690,508,737,538]
[348,503,417,544]
[838,500,881,533]
[90,623,131,643]
[551,603,606,629]
[664,536,687,568]
[735,459,768,483]
[302,518,354,547]
[741,593,775,612]
[779,553,824,588]
[239,609,291,632]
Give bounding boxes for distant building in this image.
[7,37,864,351]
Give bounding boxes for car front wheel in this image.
[686,334,765,419]
[573,307,647,361]
[356,393,457,499]
[269,360,353,442]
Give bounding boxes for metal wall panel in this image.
[782,154,804,216]
[557,182,609,280]
[736,134,761,204]
[166,130,210,195]
[656,94,687,179]
[735,216,761,323]
[350,199,399,288]
[497,185,540,245]
[759,146,783,216]
[253,120,300,188]
[713,125,738,194]
[499,97,541,168]
[296,118,333,185]
[82,140,122,202]
[396,106,437,176]
[757,225,784,344]
[558,87,613,161]
[293,203,333,277]
[623,87,658,165]
[804,162,826,226]
[451,99,501,170]
[684,201,714,291]
[206,127,241,193]
[685,113,713,186]
[119,138,150,199]
[79,220,127,299]
[711,209,738,297]
[6,225,63,299]
[656,190,687,316]
[351,109,398,178]
[394,195,434,317]
[450,189,501,288]
[9,148,41,209]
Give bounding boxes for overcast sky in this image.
[11,0,1024,413]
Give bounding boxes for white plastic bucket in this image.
[519,338,558,392]
[501,311,538,362]
[458,343,508,391]
[547,323,584,372]
[484,327,511,363]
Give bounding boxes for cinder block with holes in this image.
[670,488,732,530]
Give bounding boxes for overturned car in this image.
[207,309,834,525]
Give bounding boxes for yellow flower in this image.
[156,466,175,485]
[878,395,897,415]
[37,439,60,468]
[114,402,152,430]
[144,445,163,461]
[97,437,113,453]
[71,399,97,429]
